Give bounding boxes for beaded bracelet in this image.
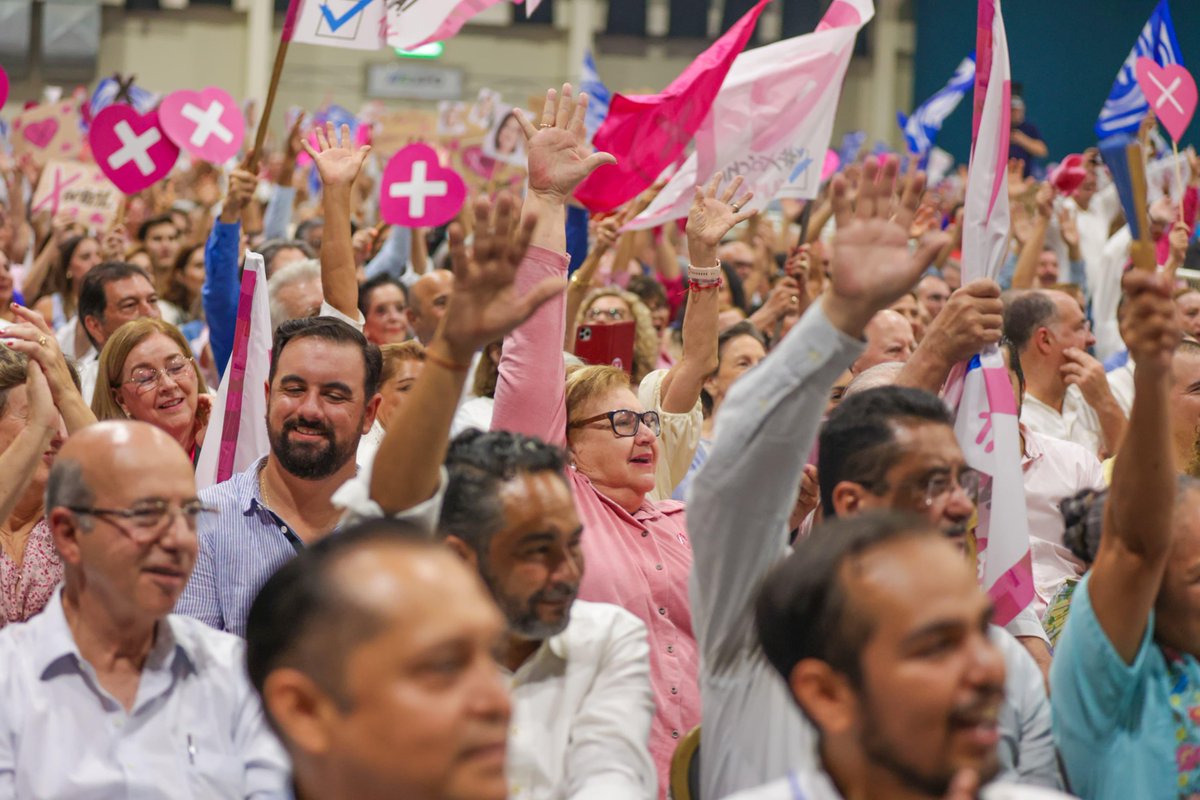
[687,261,722,284]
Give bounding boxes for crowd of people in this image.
[0,76,1198,800]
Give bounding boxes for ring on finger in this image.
[539,123,554,129]
[37,336,47,347]
[730,203,742,212]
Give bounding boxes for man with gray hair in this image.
[0,420,287,797]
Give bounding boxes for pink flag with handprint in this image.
[573,0,769,213]
[942,0,1032,626]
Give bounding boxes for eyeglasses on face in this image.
[569,409,661,438]
[914,468,982,508]
[586,307,629,322]
[123,356,194,394]
[66,499,215,544]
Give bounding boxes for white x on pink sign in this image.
[108,121,162,176]
[181,100,234,148]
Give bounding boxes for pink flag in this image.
[573,0,769,213]
[626,0,871,230]
[195,252,273,490]
[943,0,1032,626]
[388,0,508,51]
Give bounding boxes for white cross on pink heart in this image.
[88,105,180,195]
[1135,58,1197,143]
[379,144,467,228]
[159,87,245,164]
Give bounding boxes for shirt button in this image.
[655,563,663,571]
[640,530,649,538]
[658,607,666,616]
[671,686,678,695]
[280,525,289,534]
[667,645,674,654]
[672,729,680,739]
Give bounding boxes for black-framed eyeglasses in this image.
[65,499,215,544]
[569,409,661,438]
[586,307,629,322]
[122,356,195,394]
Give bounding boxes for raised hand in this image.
[518,84,616,203]
[304,122,370,190]
[825,155,927,337]
[687,173,755,260]
[24,359,58,433]
[1118,270,1179,376]
[438,193,566,359]
[1060,347,1115,408]
[920,279,1004,367]
[219,164,258,224]
[1058,207,1080,249]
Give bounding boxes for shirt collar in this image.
[1020,423,1043,465]
[240,455,272,516]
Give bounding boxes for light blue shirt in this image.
[1051,572,1200,799]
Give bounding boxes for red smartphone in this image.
[575,321,636,376]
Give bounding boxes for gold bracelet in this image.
[425,348,473,373]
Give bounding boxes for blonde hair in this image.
[92,318,208,421]
[565,364,632,430]
[577,287,658,385]
[379,340,425,385]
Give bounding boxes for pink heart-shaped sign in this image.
[1136,58,1198,142]
[1051,153,1088,196]
[380,144,467,228]
[158,87,245,164]
[22,118,59,149]
[821,149,840,183]
[0,66,8,110]
[88,105,180,195]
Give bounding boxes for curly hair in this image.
[577,287,658,385]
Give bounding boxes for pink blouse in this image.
[0,519,63,628]
[493,246,699,796]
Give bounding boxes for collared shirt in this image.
[1021,428,1106,619]
[723,771,1073,800]
[1106,360,1134,418]
[1021,385,1104,456]
[175,456,445,637]
[0,520,61,629]
[687,305,1063,799]
[0,590,288,799]
[505,600,656,800]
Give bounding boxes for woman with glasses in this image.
[91,318,211,465]
[574,287,659,386]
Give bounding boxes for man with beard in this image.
[177,316,420,637]
[439,429,656,799]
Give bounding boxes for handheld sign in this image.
[159,87,246,165]
[0,65,8,109]
[89,105,180,195]
[1136,58,1197,142]
[1050,154,1088,197]
[379,143,467,228]
[10,102,85,167]
[31,161,122,228]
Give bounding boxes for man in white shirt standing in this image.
[1004,289,1125,457]
[0,420,288,798]
[440,429,656,800]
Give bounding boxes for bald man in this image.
[0,421,287,798]
[407,270,456,346]
[246,519,512,800]
[850,309,915,375]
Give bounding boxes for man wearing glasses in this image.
[0,420,288,797]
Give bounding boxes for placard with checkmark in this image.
[292,0,387,50]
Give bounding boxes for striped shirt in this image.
[175,456,445,637]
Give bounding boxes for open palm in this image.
[687,174,756,249]
[303,122,369,189]
[519,84,616,201]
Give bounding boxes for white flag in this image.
[387,0,506,51]
[290,0,387,50]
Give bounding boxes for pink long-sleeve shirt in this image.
[492,245,699,796]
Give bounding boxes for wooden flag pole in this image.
[251,0,302,172]
[1127,141,1157,272]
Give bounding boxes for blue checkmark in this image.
[320,0,372,33]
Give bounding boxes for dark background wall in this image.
[913,0,1200,163]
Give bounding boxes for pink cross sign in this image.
[88,105,180,195]
[379,144,467,228]
[159,87,245,164]
[1135,58,1197,143]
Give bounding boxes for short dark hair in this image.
[818,386,952,517]
[358,274,408,316]
[269,316,383,399]
[755,511,937,696]
[295,217,324,243]
[245,519,432,719]
[259,239,316,276]
[440,429,568,553]
[626,274,668,310]
[137,213,178,243]
[78,262,156,349]
[1003,291,1057,352]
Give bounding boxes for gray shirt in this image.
[687,304,1063,799]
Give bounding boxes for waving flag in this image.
[573,0,770,213]
[898,54,975,158]
[942,0,1032,627]
[285,0,510,51]
[1096,0,1184,139]
[580,49,611,141]
[195,252,272,490]
[626,0,871,230]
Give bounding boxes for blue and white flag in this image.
[88,77,157,120]
[898,54,975,157]
[837,130,867,166]
[580,49,611,140]
[1095,0,1184,139]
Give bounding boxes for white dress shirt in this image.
[1020,385,1104,456]
[0,590,288,799]
[505,600,656,800]
[723,771,1074,800]
[450,395,495,438]
[1106,360,1134,417]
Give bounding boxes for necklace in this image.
[258,464,275,511]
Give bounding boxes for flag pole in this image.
[251,0,301,171]
[1128,141,1157,272]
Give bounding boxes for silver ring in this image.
[539,123,553,129]
[730,203,742,212]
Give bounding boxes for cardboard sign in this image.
[31,160,122,228]
[159,87,246,164]
[10,102,85,167]
[89,105,180,195]
[379,143,467,228]
[1136,57,1197,142]
[372,109,439,158]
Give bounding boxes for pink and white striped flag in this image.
[943,0,1033,626]
[195,252,272,491]
[625,0,872,230]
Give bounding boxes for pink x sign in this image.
[159,87,245,164]
[89,105,180,195]
[379,144,466,228]
[1136,58,1197,142]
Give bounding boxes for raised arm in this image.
[0,360,56,524]
[369,194,564,514]
[491,84,615,443]
[1010,183,1052,290]
[3,304,96,433]
[1085,269,1179,663]
[658,174,754,413]
[262,115,304,242]
[896,279,1003,393]
[204,162,256,373]
[690,157,928,663]
[305,123,369,321]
